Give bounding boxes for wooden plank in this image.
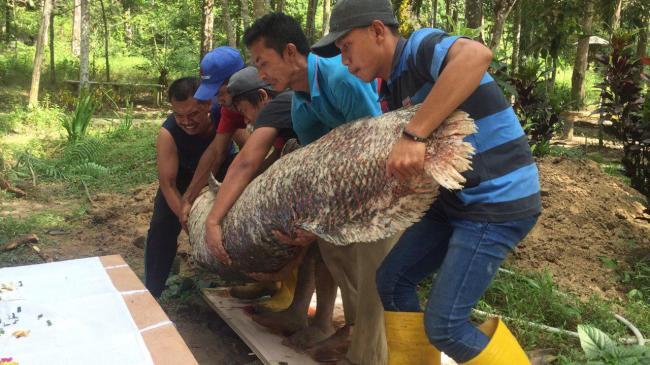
[202,288,321,365]
[100,255,198,365]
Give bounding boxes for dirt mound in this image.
[511,157,650,299]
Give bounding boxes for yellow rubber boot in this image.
[229,281,279,300]
[384,311,441,365]
[253,268,297,313]
[462,318,531,365]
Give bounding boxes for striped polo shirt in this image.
[382,28,541,222]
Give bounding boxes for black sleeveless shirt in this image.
[161,114,217,179]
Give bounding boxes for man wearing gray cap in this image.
[312,1,540,364]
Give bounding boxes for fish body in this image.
[188,106,475,273]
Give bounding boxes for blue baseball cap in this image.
[194,46,245,101]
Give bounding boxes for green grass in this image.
[555,66,602,109]
[417,267,650,363]
[0,211,70,266]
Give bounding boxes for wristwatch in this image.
[402,128,428,143]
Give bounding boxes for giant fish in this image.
[188,105,476,274]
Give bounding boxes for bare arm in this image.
[156,129,182,218]
[387,38,493,181]
[203,127,279,264]
[182,133,233,204]
[232,128,250,150]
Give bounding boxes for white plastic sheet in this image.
[0,257,154,365]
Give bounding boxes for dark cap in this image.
[311,0,398,58]
[194,46,245,101]
[227,66,271,97]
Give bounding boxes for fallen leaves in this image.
[11,330,29,338]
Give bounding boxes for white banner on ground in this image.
[0,257,154,365]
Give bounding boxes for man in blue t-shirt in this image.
[311,1,541,364]
[204,13,397,365]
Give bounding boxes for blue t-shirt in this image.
[383,28,541,222]
[291,53,382,145]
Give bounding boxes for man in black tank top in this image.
[144,77,232,298]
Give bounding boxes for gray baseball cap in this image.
[227,66,271,97]
[311,0,398,58]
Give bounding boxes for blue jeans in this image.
[376,200,538,362]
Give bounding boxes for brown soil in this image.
[511,156,650,300]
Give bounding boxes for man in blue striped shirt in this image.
[313,1,540,364]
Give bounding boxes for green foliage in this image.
[0,212,66,242]
[569,325,650,364]
[621,258,650,301]
[61,94,96,142]
[594,29,649,200]
[15,137,109,181]
[0,103,64,133]
[507,59,564,156]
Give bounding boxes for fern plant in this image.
[62,94,96,142]
[571,325,650,365]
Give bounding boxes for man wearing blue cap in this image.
[180,46,247,229]
[311,1,541,364]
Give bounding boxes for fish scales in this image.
[188,105,476,274]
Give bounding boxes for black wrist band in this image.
[402,128,428,143]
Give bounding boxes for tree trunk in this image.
[124,7,132,46]
[221,0,236,47]
[488,0,517,51]
[241,0,250,30]
[49,0,55,84]
[465,0,482,29]
[610,0,623,32]
[79,0,90,93]
[252,0,268,19]
[322,0,330,36]
[275,0,284,12]
[445,0,452,29]
[305,0,317,43]
[72,0,80,56]
[636,18,648,80]
[28,0,53,106]
[570,0,594,113]
[510,2,521,76]
[200,0,214,58]
[3,0,13,42]
[99,0,109,82]
[432,0,437,28]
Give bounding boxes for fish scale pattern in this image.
[189,105,476,274]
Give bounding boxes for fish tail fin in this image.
[424,110,476,190]
[208,173,221,192]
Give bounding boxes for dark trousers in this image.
[144,155,234,298]
[144,176,190,298]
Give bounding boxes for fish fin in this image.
[424,110,476,190]
[208,173,221,192]
[281,138,302,156]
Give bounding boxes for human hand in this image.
[386,136,426,182]
[204,221,231,265]
[180,199,192,233]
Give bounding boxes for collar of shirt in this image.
[294,53,321,104]
[388,37,408,86]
